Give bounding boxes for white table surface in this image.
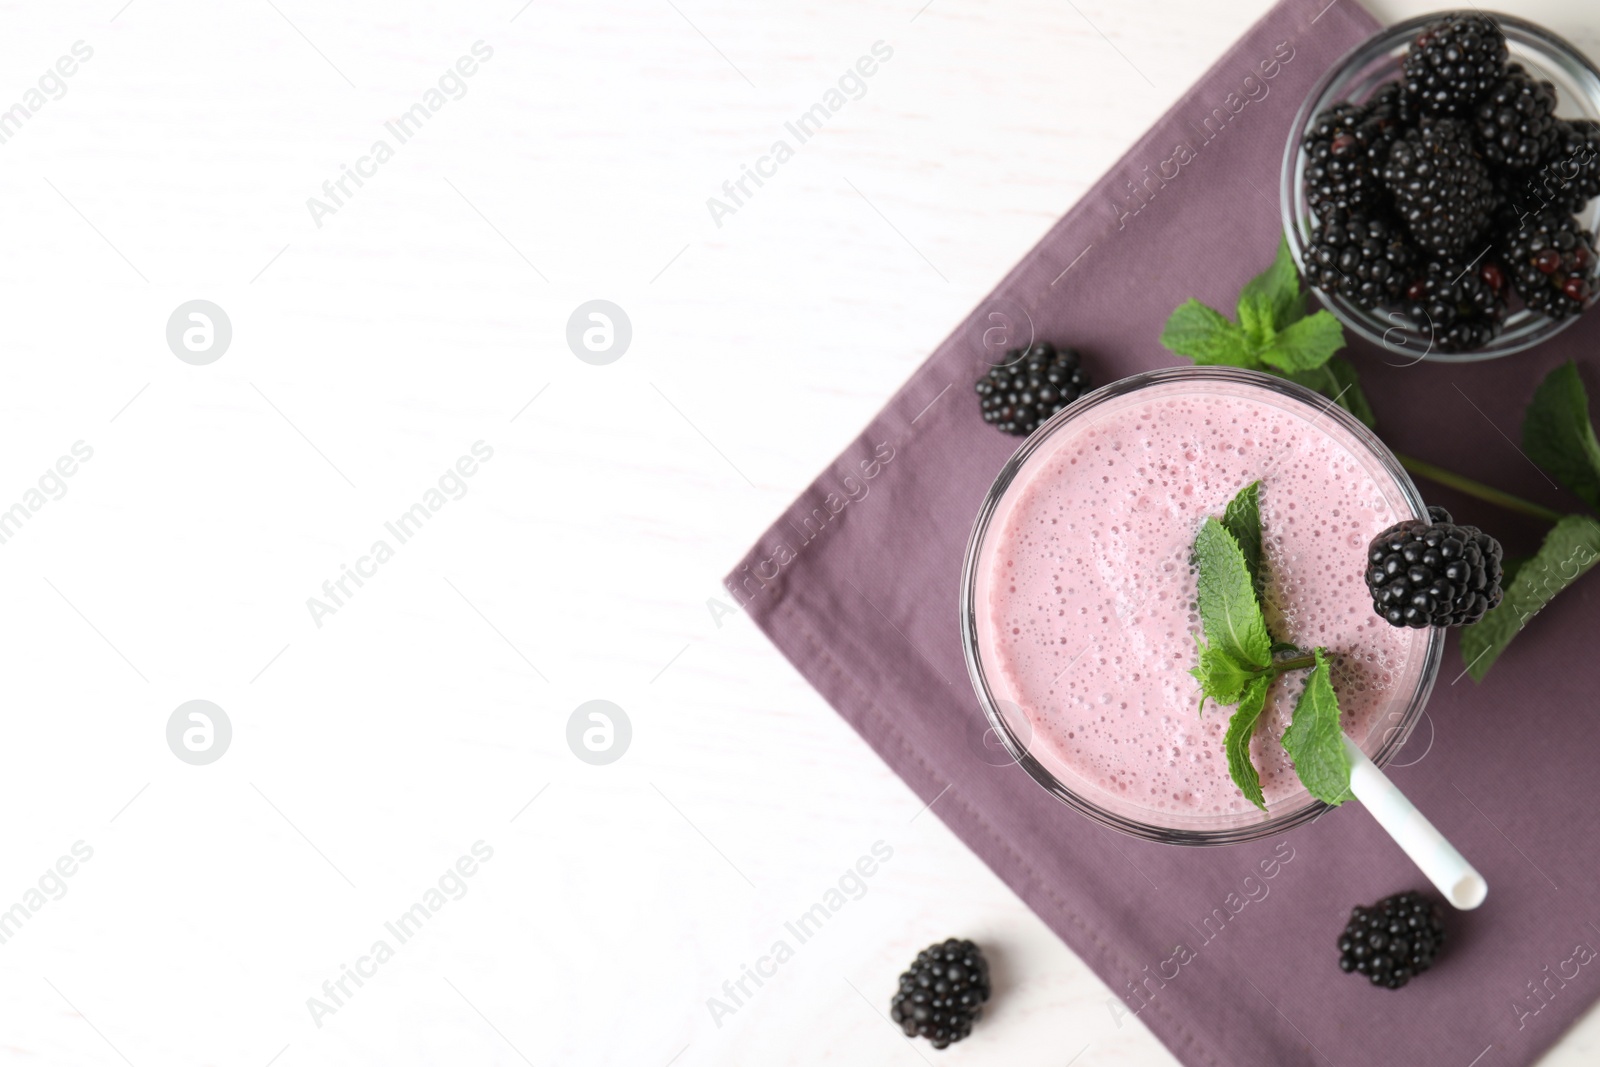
[1,1,1596,1064]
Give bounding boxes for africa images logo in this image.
[306,42,495,228]
[305,841,495,1028]
[305,442,495,628]
[704,41,894,228]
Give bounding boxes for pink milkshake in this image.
[963,368,1440,840]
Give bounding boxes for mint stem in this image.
[1395,452,1564,524]
[1274,653,1316,672]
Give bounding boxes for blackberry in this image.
[1338,891,1446,989]
[1302,90,1405,219]
[1302,101,1368,145]
[1494,170,1550,232]
[1400,13,1508,116]
[1366,81,1411,127]
[1497,209,1595,318]
[890,939,990,1049]
[1384,118,1498,259]
[975,342,1090,436]
[1402,258,1507,352]
[1365,506,1504,627]
[1475,64,1560,171]
[1303,211,1416,308]
[1528,119,1600,214]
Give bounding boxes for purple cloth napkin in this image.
[727,0,1600,1062]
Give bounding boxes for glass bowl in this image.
[1281,11,1600,362]
[959,367,1444,845]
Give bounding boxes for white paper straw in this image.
[1342,735,1487,910]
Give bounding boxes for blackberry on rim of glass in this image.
[1365,506,1504,628]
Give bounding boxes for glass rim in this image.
[958,366,1445,845]
[1279,10,1600,363]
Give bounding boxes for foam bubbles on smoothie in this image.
[979,384,1427,817]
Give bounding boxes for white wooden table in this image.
[0,1,1595,1063]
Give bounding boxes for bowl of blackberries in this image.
[1282,11,1600,360]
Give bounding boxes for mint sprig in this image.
[1453,361,1600,680]
[1238,237,1305,333]
[1194,516,1271,672]
[1161,235,1374,428]
[1288,355,1376,429]
[1189,482,1353,810]
[1223,676,1272,811]
[1258,313,1347,374]
[1523,360,1600,511]
[1193,637,1259,707]
[1280,648,1354,805]
[1163,300,1247,366]
[1460,514,1600,680]
[1220,479,1264,592]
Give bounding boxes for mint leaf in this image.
[1163,233,1363,419]
[1160,300,1253,367]
[1321,356,1376,428]
[1522,360,1600,510]
[1286,356,1375,428]
[1188,480,1364,811]
[1224,675,1271,811]
[1237,234,1305,336]
[1194,517,1271,670]
[1280,647,1353,804]
[1237,296,1273,350]
[1190,638,1258,708]
[1220,480,1264,593]
[1460,514,1600,681]
[1258,310,1345,373]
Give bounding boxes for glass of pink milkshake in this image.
[960,367,1443,844]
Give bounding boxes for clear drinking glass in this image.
[959,367,1444,844]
